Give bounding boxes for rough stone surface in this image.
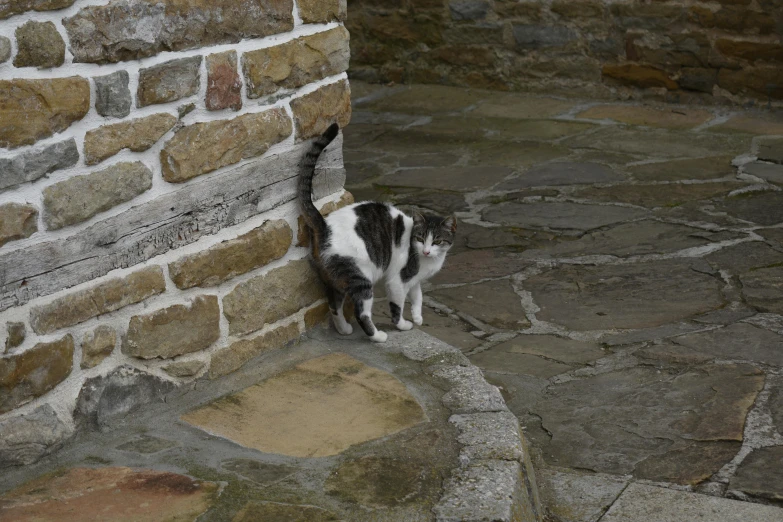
[741,266,783,314]
[5,322,25,351]
[234,501,338,521]
[0,335,73,414]
[298,0,346,23]
[304,303,330,329]
[43,161,153,229]
[379,166,513,192]
[30,266,165,334]
[0,0,75,19]
[0,203,38,247]
[209,322,300,378]
[434,365,509,414]
[601,483,783,522]
[743,161,783,184]
[94,71,131,118]
[530,363,763,475]
[63,0,294,63]
[450,411,525,463]
[184,352,426,457]
[483,201,648,234]
[84,113,177,165]
[160,108,292,182]
[524,260,724,330]
[758,137,783,164]
[577,181,745,209]
[0,467,218,520]
[80,325,116,369]
[326,456,426,508]
[162,359,206,378]
[116,435,177,454]
[13,21,64,69]
[716,191,783,226]
[729,446,783,501]
[0,78,90,148]
[137,56,201,107]
[705,242,783,275]
[0,139,79,192]
[243,27,350,98]
[206,51,241,111]
[75,366,176,428]
[496,162,623,189]
[169,219,292,289]
[0,36,10,62]
[291,79,352,140]
[431,250,532,285]
[674,323,783,366]
[430,279,531,330]
[629,156,736,181]
[123,295,220,359]
[577,105,712,129]
[434,460,526,522]
[223,259,325,336]
[538,469,628,522]
[0,405,69,469]
[220,459,294,484]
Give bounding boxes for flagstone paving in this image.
[344,82,783,521]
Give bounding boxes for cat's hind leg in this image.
[351,287,387,343]
[326,286,352,335]
[387,279,413,331]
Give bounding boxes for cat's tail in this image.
[298,123,340,254]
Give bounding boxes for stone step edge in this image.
[397,330,543,522]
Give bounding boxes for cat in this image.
[299,123,457,343]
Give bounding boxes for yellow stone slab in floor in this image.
[182,353,427,458]
[469,94,577,120]
[577,104,713,129]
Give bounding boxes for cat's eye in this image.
[433,240,443,245]
[414,236,424,242]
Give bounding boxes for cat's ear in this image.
[442,215,457,233]
[413,211,426,225]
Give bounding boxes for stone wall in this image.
[0,0,351,468]
[347,0,783,106]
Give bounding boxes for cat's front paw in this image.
[333,318,353,335]
[370,330,388,343]
[395,319,413,331]
[412,315,423,326]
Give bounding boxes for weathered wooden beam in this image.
[0,136,345,312]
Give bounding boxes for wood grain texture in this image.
[0,135,345,312]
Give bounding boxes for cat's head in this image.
[411,212,457,259]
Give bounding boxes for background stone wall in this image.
[0,0,351,468]
[347,0,783,106]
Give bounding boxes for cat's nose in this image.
[424,250,430,256]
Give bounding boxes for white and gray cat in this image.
[299,123,457,343]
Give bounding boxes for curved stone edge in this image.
[398,331,543,522]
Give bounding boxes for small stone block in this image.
[0,335,74,414]
[0,139,79,193]
[168,219,292,289]
[450,412,525,464]
[206,51,242,111]
[209,322,300,378]
[0,405,69,469]
[84,113,177,165]
[81,325,116,369]
[432,365,509,414]
[298,0,346,22]
[290,79,351,141]
[304,303,330,329]
[0,36,10,63]
[5,322,25,351]
[123,295,220,359]
[94,70,131,118]
[14,21,65,68]
[30,266,166,334]
[0,78,89,149]
[160,108,292,182]
[137,56,201,107]
[0,203,38,248]
[42,162,153,229]
[163,359,206,378]
[434,460,525,522]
